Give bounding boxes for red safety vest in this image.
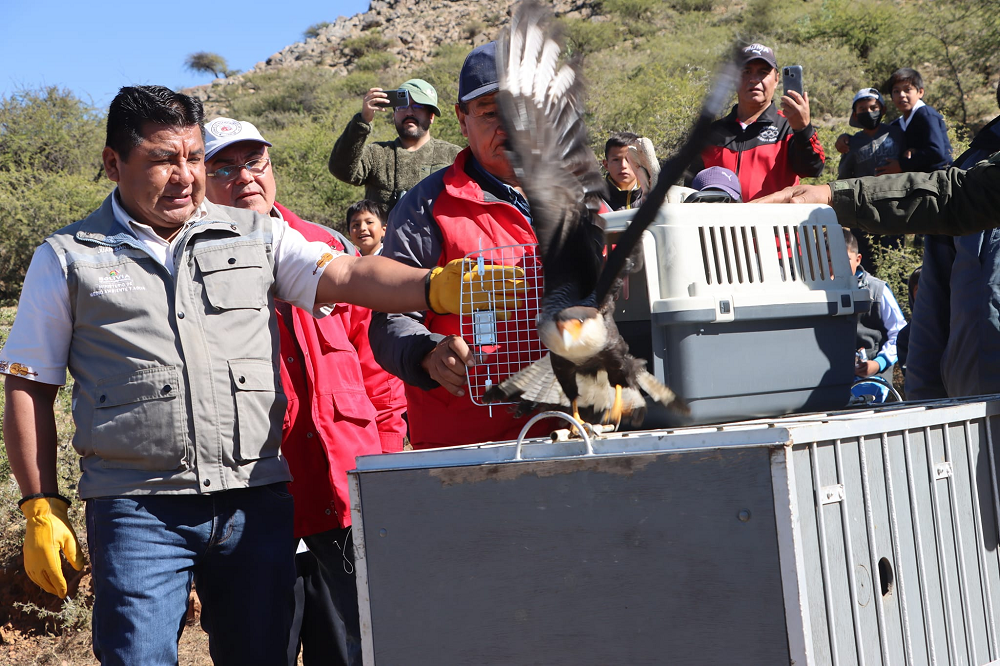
[407,149,553,448]
[275,202,406,537]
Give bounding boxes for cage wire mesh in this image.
[459,242,546,406]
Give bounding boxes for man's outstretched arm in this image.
[754,162,1000,238]
[316,254,523,316]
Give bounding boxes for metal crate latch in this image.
[820,484,845,505]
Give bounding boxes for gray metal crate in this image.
[350,398,1000,665]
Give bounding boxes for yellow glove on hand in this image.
[20,496,85,598]
[426,259,525,316]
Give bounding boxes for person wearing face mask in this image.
[837,88,904,179]
[835,87,906,272]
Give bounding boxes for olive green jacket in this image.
[831,157,1000,236]
[328,113,462,211]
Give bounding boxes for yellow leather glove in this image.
[20,496,85,598]
[426,258,525,316]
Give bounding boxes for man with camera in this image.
[329,79,461,212]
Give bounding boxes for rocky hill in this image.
[188,0,599,114]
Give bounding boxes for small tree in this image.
[304,22,331,39]
[185,52,232,78]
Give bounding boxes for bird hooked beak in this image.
[557,318,583,349]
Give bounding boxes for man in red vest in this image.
[203,117,406,666]
[370,41,553,449]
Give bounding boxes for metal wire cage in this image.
[459,243,546,406]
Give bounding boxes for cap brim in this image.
[405,92,441,116]
[459,83,499,103]
[742,56,777,69]
[205,138,272,160]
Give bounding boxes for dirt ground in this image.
[0,565,214,666]
[0,624,213,666]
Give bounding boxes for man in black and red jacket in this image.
[689,43,825,201]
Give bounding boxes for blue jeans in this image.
[86,483,296,666]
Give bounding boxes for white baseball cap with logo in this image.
[203,117,272,160]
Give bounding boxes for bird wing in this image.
[495,1,606,300]
[484,353,570,409]
[593,47,740,303]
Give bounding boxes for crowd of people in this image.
[2,31,999,666]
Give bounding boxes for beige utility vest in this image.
[45,196,290,498]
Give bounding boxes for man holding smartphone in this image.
[329,79,461,212]
[688,43,825,201]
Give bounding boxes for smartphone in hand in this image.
[782,66,804,97]
[384,89,411,109]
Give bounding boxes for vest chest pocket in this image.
[230,358,286,463]
[92,366,186,471]
[195,243,269,310]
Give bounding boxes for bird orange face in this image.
[556,318,583,346]
[539,306,607,362]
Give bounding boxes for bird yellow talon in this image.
[608,385,624,430]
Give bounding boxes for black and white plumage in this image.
[483,1,737,426]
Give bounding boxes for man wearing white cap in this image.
[203,117,406,665]
[329,78,461,211]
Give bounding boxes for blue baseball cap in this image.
[459,42,499,103]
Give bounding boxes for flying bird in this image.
[483,1,737,427]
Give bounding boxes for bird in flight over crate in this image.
[483,0,738,427]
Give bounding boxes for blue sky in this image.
[2,0,370,109]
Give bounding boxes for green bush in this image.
[601,0,660,20]
[355,52,397,72]
[560,18,620,56]
[342,30,392,58]
[463,20,486,41]
[670,0,715,10]
[0,88,111,304]
[0,171,109,303]
[865,239,923,319]
[266,118,369,232]
[337,70,384,98]
[0,87,105,174]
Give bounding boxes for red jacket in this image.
[404,149,552,449]
[274,202,407,537]
[697,103,825,201]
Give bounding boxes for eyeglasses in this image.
[206,157,271,182]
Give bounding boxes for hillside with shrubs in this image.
[0,0,998,660]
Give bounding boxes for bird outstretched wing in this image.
[495,1,606,301]
[593,46,739,303]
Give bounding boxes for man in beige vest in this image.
[1,85,516,665]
